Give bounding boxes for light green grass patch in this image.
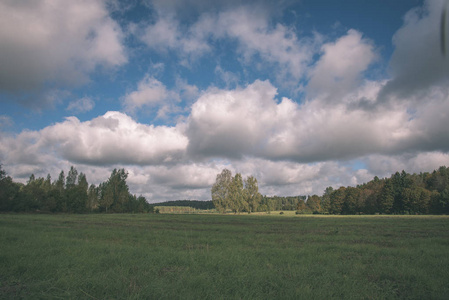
[1,214,448,299]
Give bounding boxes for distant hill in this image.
[153,200,214,210]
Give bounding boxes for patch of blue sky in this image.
[350,159,367,171]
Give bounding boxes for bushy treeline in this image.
[259,195,307,212]
[300,166,449,215]
[0,165,155,213]
[211,166,449,215]
[154,200,215,210]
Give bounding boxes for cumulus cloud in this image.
[186,79,436,163]
[0,0,127,101]
[1,111,188,167]
[122,74,199,119]
[379,0,449,100]
[308,29,377,102]
[186,80,278,158]
[2,0,449,202]
[1,104,449,201]
[123,75,170,112]
[150,163,220,190]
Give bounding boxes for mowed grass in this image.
[1,214,449,299]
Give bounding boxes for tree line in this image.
[314,166,449,215]
[0,165,155,213]
[153,200,215,210]
[211,166,449,215]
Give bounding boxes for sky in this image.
[1,0,449,203]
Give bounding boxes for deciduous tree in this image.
[211,169,232,213]
[244,175,261,213]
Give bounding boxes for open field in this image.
[1,214,449,299]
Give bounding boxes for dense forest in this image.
[210,166,449,215]
[315,166,449,215]
[0,165,154,213]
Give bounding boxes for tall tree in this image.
[296,198,306,212]
[229,173,246,213]
[321,187,334,213]
[244,175,261,213]
[306,195,322,213]
[68,172,88,213]
[55,171,65,192]
[78,173,88,192]
[329,187,346,214]
[0,165,20,212]
[66,166,78,189]
[87,184,99,211]
[99,169,130,213]
[100,182,114,213]
[211,169,232,213]
[379,179,394,214]
[53,170,67,211]
[342,187,361,214]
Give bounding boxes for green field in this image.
[1,214,449,299]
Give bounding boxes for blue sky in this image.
[1,0,449,202]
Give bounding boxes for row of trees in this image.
[211,169,262,213]
[0,165,155,213]
[154,200,215,210]
[300,166,449,215]
[211,166,449,215]
[259,196,307,212]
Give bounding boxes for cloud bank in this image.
[1,0,448,202]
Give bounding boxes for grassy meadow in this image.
[1,213,449,299]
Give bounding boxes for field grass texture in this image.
[1,214,449,299]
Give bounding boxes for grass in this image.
[154,206,216,214]
[1,213,449,299]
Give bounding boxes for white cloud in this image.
[379,0,449,100]
[1,0,449,202]
[213,7,318,81]
[186,79,427,162]
[2,102,449,201]
[66,97,95,113]
[142,16,179,50]
[139,5,317,81]
[150,163,220,190]
[174,77,200,102]
[1,111,188,168]
[364,152,449,178]
[122,74,199,119]
[123,75,170,112]
[186,80,278,158]
[308,30,377,102]
[140,13,211,61]
[0,0,127,99]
